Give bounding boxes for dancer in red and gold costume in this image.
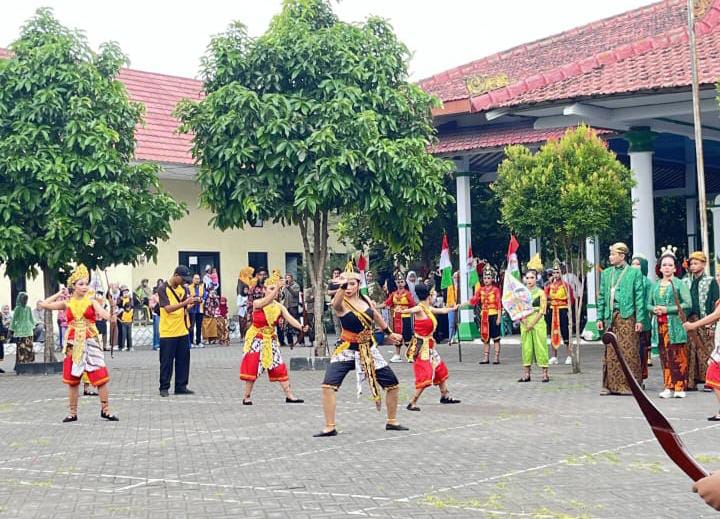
[405,284,460,411]
[470,263,502,364]
[39,264,118,422]
[239,270,307,405]
[545,259,575,366]
[379,273,416,363]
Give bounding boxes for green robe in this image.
[597,263,645,328]
[647,277,691,346]
[683,274,719,319]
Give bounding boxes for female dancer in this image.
[379,273,415,363]
[39,264,118,422]
[519,266,550,383]
[405,283,459,411]
[239,271,306,405]
[315,270,408,437]
[684,264,720,418]
[649,246,691,399]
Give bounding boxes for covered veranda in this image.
[421,0,720,339]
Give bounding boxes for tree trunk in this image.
[42,266,57,363]
[299,211,329,357]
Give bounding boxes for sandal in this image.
[708,415,720,421]
[285,397,304,404]
[242,398,253,406]
[62,415,78,423]
[100,410,119,421]
[313,429,338,437]
[440,396,461,404]
[518,376,531,383]
[406,403,421,411]
[542,377,550,383]
[83,390,99,396]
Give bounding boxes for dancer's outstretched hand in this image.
[388,332,403,344]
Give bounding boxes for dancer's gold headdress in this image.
[526,254,543,272]
[265,269,282,287]
[67,264,89,286]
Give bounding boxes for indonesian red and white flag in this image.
[358,254,368,297]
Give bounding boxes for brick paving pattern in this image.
[1,337,719,518]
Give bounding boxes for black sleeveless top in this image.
[339,306,374,333]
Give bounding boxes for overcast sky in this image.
[1,0,657,80]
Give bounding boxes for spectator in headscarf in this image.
[11,292,35,365]
[406,270,419,302]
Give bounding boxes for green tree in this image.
[493,125,634,372]
[176,0,451,353]
[0,9,186,362]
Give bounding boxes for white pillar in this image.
[455,157,479,341]
[630,150,656,277]
[582,236,600,340]
[455,157,471,304]
[710,194,720,262]
[529,237,541,258]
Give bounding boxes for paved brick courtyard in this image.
[1,338,719,518]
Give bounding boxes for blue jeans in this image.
[152,314,160,349]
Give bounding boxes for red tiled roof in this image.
[118,69,202,165]
[430,125,613,154]
[488,28,720,109]
[0,47,201,165]
[422,0,720,115]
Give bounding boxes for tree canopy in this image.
[493,125,634,250]
[0,8,185,283]
[176,0,452,351]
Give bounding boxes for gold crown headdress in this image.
[67,264,90,286]
[482,263,494,278]
[660,244,677,259]
[609,242,630,255]
[689,250,707,263]
[343,260,361,281]
[526,253,543,272]
[265,269,282,287]
[238,266,257,288]
[552,258,561,271]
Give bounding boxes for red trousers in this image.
[413,358,449,390]
[62,356,109,387]
[239,351,288,382]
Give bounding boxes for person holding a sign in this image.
[597,243,646,396]
[470,263,502,364]
[518,257,549,383]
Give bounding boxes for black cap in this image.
[174,265,193,284]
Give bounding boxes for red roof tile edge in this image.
[467,1,720,113]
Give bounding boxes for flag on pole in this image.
[501,235,534,320]
[357,254,369,297]
[440,234,453,289]
[467,246,479,290]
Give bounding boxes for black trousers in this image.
[189,312,203,345]
[159,334,190,391]
[118,322,133,350]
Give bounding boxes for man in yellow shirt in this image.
[158,266,199,397]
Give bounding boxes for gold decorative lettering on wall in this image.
[465,74,510,96]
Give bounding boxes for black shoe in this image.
[479,360,490,365]
[243,398,253,405]
[159,390,169,397]
[101,410,119,421]
[542,377,550,383]
[62,415,77,423]
[708,415,720,421]
[385,423,409,431]
[285,397,304,403]
[440,396,461,404]
[0,368,5,373]
[406,403,421,411]
[174,389,195,395]
[492,361,501,365]
[83,390,98,396]
[313,429,337,437]
[518,376,531,383]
